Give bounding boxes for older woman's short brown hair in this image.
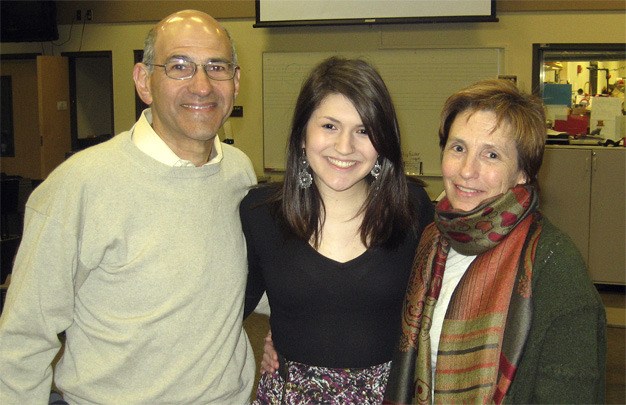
[438,79,546,185]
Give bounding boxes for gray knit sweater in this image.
[0,126,257,404]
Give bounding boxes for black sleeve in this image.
[240,190,267,319]
[243,257,265,318]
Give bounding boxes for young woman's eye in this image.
[356,128,368,136]
[322,123,336,130]
[452,144,464,152]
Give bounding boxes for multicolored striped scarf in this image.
[384,185,542,404]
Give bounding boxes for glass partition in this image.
[532,43,625,142]
[532,43,625,105]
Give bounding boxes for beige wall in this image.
[1,10,624,196]
[52,0,625,23]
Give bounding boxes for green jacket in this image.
[506,217,606,404]
[384,216,607,404]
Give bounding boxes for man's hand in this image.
[261,331,279,374]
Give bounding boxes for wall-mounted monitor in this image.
[254,0,497,27]
[1,1,59,43]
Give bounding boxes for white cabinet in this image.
[538,146,625,285]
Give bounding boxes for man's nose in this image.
[188,67,214,95]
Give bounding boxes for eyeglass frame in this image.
[146,59,240,81]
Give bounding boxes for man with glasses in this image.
[0,10,257,404]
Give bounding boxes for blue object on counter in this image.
[543,83,572,106]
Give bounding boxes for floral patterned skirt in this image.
[252,359,391,404]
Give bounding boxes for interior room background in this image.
[1,1,624,198]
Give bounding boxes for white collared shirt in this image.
[132,109,223,167]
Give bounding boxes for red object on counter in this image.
[553,114,589,135]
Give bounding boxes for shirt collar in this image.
[132,109,223,167]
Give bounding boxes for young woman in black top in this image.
[241,57,434,404]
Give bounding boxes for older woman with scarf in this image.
[383,79,606,404]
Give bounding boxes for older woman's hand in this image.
[261,331,279,374]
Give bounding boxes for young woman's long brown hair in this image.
[272,56,418,249]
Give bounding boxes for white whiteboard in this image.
[263,48,503,174]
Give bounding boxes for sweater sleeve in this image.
[0,206,78,403]
[532,306,606,404]
[515,218,606,404]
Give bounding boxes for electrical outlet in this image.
[85,9,92,21]
[231,105,243,117]
[76,10,81,20]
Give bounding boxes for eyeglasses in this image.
[147,59,239,81]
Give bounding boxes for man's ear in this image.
[233,67,241,99]
[133,63,153,105]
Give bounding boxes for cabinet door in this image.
[538,148,591,265]
[37,55,71,179]
[588,149,625,285]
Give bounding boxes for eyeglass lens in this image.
[165,60,236,80]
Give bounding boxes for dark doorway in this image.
[61,51,114,150]
[1,75,15,157]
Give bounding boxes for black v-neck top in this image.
[241,182,434,368]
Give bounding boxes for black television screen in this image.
[1,1,59,42]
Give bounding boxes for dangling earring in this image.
[297,151,313,189]
[370,158,382,180]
